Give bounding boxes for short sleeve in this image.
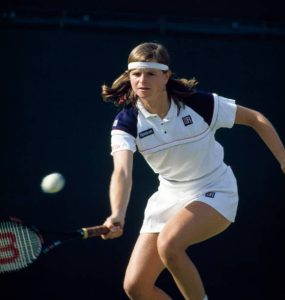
[212,94,237,131]
[111,130,137,155]
[112,105,138,137]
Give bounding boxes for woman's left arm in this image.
[235,105,285,173]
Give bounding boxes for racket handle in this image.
[81,223,121,238]
[81,225,109,238]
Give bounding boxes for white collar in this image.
[137,98,177,120]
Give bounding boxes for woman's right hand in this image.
[102,150,133,240]
[101,216,124,240]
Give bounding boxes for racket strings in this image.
[0,220,42,273]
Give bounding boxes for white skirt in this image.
[140,164,239,233]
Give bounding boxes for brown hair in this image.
[101,42,198,108]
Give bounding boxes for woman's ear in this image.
[165,70,172,83]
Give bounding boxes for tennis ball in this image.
[41,172,65,193]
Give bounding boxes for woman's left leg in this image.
[157,201,231,300]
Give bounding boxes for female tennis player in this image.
[101,42,285,300]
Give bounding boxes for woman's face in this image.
[129,68,170,100]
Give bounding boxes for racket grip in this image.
[82,226,110,238]
[82,222,121,238]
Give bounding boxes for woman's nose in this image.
[139,73,147,83]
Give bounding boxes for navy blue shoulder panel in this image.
[112,105,138,138]
[183,90,214,126]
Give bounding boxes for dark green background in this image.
[1,6,284,299]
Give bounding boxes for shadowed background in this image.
[1,1,284,299]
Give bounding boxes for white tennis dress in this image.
[111,91,239,232]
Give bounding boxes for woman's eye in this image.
[131,71,155,77]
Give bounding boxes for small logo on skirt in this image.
[205,192,215,198]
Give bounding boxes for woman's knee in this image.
[157,233,183,267]
[123,275,147,298]
[123,275,138,297]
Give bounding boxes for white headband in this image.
[128,62,169,71]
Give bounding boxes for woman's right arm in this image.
[102,149,133,239]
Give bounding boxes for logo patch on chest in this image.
[139,128,154,139]
[182,115,193,126]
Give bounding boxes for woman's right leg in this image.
[123,233,172,300]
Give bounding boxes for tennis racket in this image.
[0,217,114,273]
